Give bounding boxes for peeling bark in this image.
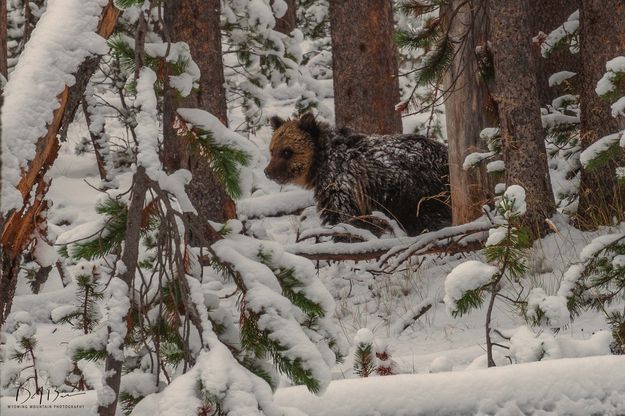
[0,1,120,326]
[442,0,495,225]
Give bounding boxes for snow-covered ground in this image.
[1,107,624,415]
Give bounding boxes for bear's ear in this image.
[298,112,320,139]
[270,115,285,131]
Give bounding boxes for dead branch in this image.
[0,1,120,326]
[284,218,492,266]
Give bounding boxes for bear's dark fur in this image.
[265,113,451,235]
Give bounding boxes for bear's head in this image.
[264,113,320,188]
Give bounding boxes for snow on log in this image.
[274,355,625,416]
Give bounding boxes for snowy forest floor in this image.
[1,102,624,415]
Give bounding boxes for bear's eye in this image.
[281,148,294,159]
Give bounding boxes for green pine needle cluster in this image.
[452,289,484,318]
[256,249,325,323]
[108,34,190,79]
[240,309,320,393]
[60,198,157,261]
[569,236,625,353]
[190,128,251,199]
[353,342,376,378]
[584,139,622,172]
[396,1,455,87]
[61,198,128,261]
[11,337,37,364]
[119,391,144,416]
[72,347,108,362]
[54,274,103,334]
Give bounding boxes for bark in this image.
[329,0,402,134]
[97,168,148,416]
[489,0,556,236]
[273,0,296,34]
[442,0,495,225]
[0,1,119,326]
[530,0,581,107]
[82,98,108,181]
[576,0,625,228]
[163,0,236,230]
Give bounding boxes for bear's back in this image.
[319,130,450,234]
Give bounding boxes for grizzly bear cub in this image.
[265,113,450,235]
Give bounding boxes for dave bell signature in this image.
[14,385,86,405]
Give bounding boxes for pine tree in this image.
[445,186,530,367]
[353,328,377,377]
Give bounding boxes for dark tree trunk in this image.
[530,0,581,107]
[329,0,402,134]
[442,0,495,225]
[163,0,236,228]
[489,0,556,236]
[576,0,625,228]
[273,0,296,34]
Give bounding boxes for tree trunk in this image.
[329,0,402,134]
[163,0,236,229]
[1,0,7,249]
[273,0,296,34]
[442,0,495,225]
[530,0,581,107]
[97,167,147,416]
[489,0,556,236]
[576,0,625,228]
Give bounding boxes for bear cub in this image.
[265,113,451,236]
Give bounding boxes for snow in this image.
[274,355,625,416]
[102,277,130,361]
[177,108,260,163]
[548,71,576,87]
[502,184,527,216]
[135,67,161,178]
[444,261,499,315]
[1,0,109,212]
[579,232,625,261]
[120,371,158,399]
[157,169,197,214]
[238,189,315,219]
[541,10,579,58]
[462,151,495,170]
[485,227,507,246]
[527,287,570,328]
[354,328,374,346]
[428,356,453,373]
[486,159,504,173]
[596,56,625,97]
[579,132,621,168]
[612,96,625,117]
[3,4,625,416]
[33,234,59,267]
